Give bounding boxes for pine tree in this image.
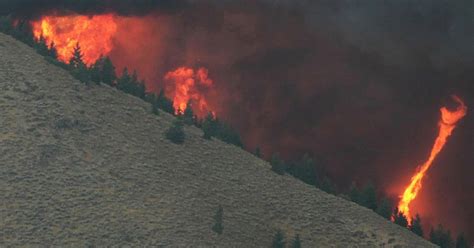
[271,153,286,175]
[392,207,408,228]
[183,101,195,125]
[117,67,131,92]
[255,147,262,158]
[165,119,185,144]
[290,234,302,248]
[272,230,286,248]
[48,42,58,59]
[90,55,104,84]
[68,43,90,83]
[409,214,424,237]
[429,224,453,248]
[359,183,377,210]
[34,35,49,57]
[455,233,469,248]
[202,112,217,139]
[157,89,175,114]
[349,183,360,204]
[102,57,116,86]
[69,43,85,68]
[375,197,392,220]
[0,15,13,34]
[211,206,224,235]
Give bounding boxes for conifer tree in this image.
[34,35,49,57]
[165,119,185,144]
[202,112,217,139]
[69,43,85,68]
[0,15,13,34]
[375,197,392,220]
[455,233,469,248]
[48,42,58,59]
[117,67,131,91]
[69,43,90,83]
[392,207,408,228]
[271,153,286,175]
[183,101,195,125]
[430,224,453,248]
[211,206,224,235]
[290,234,302,248]
[255,147,262,158]
[359,183,377,210]
[102,57,116,86]
[272,230,286,248]
[409,214,424,237]
[157,89,175,114]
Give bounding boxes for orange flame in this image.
[398,95,467,222]
[164,67,214,116]
[31,14,118,65]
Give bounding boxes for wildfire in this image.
[30,14,216,117]
[398,95,467,222]
[164,67,214,116]
[31,14,118,65]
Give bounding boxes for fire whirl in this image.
[398,95,467,222]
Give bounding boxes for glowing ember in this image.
[398,95,467,222]
[164,67,214,116]
[31,14,118,65]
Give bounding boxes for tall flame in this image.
[398,95,467,222]
[31,14,216,117]
[164,67,214,116]
[31,14,118,65]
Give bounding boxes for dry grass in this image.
[0,33,435,247]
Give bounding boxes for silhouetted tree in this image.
[409,214,424,237]
[215,121,243,147]
[392,207,408,228]
[290,234,302,248]
[183,101,195,125]
[430,224,453,248]
[34,35,49,56]
[286,153,317,186]
[359,183,377,210]
[319,176,336,194]
[0,15,13,34]
[69,43,85,68]
[376,197,393,220]
[202,112,217,139]
[349,183,360,204]
[156,89,175,114]
[165,119,185,144]
[255,147,262,158]
[11,19,34,46]
[48,41,58,59]
[211,206,224,235]
[455,233,469,248]
[90,55,104,84]
[272,230,286,248]
[271,153,286,175]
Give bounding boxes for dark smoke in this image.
[0,0,187,16]
[3,0,474,241]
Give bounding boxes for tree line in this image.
[0,15,471,248]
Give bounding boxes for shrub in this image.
[165,119,185,144]
[271,153,286,175]
[211,206,224,235]
[272,230,286,248]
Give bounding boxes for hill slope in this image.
[0,33,435,247]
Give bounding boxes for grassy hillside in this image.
[0,33,435,247]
